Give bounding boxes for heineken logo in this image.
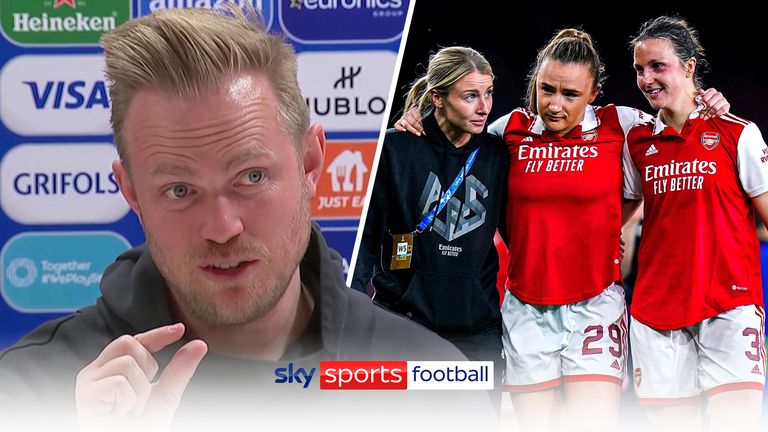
[0,0,131,45]
[13,12,116,33]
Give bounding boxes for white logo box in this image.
[297,51,396,132]
[0,143,130,224]
[0,54,111,136]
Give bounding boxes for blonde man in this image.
[0,8,490,431]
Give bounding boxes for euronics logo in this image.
[139,0,273,29]
[0,0,131,46]
[278,0,407,44]
[0,232,131,312]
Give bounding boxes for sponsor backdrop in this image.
[0,0,409,349]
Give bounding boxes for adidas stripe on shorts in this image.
[502,283,627,391]
[631,305,766,405]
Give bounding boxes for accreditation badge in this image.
[390,232,414,270]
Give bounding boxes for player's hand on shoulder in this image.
[395,108,425,136]
[698,88,730,120]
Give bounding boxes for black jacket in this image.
[0,224,495,431]
[351,114,509,337]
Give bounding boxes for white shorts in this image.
[630,305,766,405]
[501,284,627,391]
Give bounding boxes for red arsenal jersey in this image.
[489,105,650,304]
[625,107,768,330]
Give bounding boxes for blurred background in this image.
[391,2,765,131]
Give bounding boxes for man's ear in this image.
[112,159,143,225]
[301,124,326,198]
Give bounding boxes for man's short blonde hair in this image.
[101,7,310,165]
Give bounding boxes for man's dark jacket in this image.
[0,224,496,431]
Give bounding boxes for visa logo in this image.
[1,55,111,135]
[23,81,109,110]
[274,363,316,389]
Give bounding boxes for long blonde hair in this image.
[404,46,494,117]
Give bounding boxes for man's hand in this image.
[394,107,425,136]
[75,323,207,431]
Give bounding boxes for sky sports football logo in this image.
[274,361,493,390]
[0,0,131,46]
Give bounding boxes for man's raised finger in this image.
[152,340,208,408]
[133,323,187,354]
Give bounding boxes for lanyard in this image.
[416,147,479,233]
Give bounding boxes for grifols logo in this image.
[0,144,129,224]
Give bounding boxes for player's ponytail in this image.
[525,28,605,112]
